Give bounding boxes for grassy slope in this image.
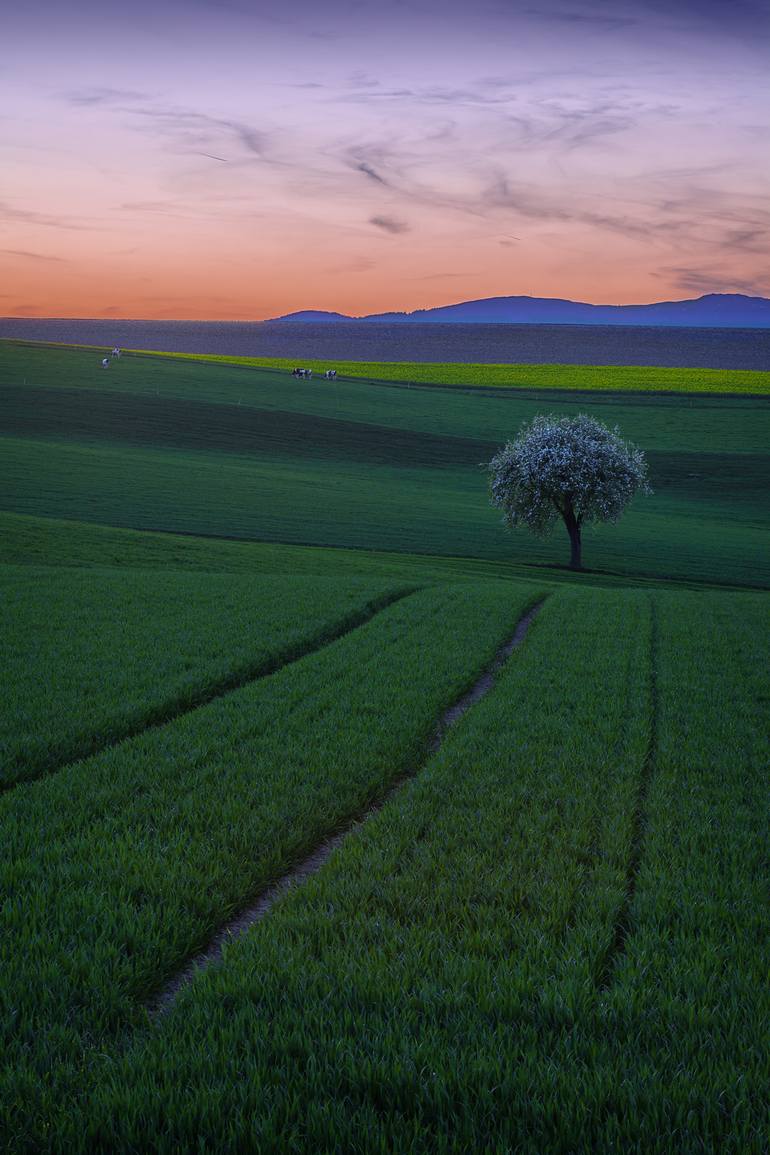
[0,511,685,591]
[0,566,407,787]
[67,588,768,1154]
[1,343,768,587]
[1,339,767,1150]
[152,352,770,395]
[0,583,543,1148]
[5,337,769,394]
[3,343,768,451]
[592,590,770,1151]
[5,433,763,585]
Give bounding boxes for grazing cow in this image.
[112,347,121,358]
[101,357,110,368]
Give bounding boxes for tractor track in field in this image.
[596,595,659,990]
[2,588,416,795]
[147,596,545,1015]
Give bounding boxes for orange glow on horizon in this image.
[2,0,768,318]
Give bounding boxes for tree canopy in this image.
[488,413,651,570]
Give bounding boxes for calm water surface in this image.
[1,318,768,370]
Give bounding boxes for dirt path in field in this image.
[596,595,658,990]
[148,597,545,1015]
[4,588,416,795]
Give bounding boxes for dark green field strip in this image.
[4,382,768,509]
[584,591,769,1152]
[0,511,600,587]
[0,383,497,469]
[3,511,763,594]
[0,567,410,788]
[0,581,544,1147]
[644,450,770,509]
[58,589,655,1152]
[3,342,769,456]
[5,434,769,588]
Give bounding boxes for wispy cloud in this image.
[412,271,479,279]
[357,161,388,184]
[472,174,657,239]
[345,145,393,186]
[719,226,769,253]
[327,256,376,274]
[118,200,193,216]
[62,91,271,166]
[336,82,522,109]
[346,70,381,89]
[639,0,770,40]
[0,201,95,231]
[62,87,151,106]
[521,5,638,32]
[369,215,410,234]
[654,264,770,296]
[0,248,68,262]
[127,105,268,159]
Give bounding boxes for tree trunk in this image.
[562,509,583,570]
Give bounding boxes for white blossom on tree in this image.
[488,413,651,570]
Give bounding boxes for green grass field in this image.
[0,338,767,1151]
[149,351,770,395]
[71,589,768,1154]
[0,582,543,1145]
[0,566,409,787]
[6,338,770,394]
[1,341,768,586]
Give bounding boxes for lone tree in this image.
[488,413,651,570]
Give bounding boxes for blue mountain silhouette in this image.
[272,293,770,327]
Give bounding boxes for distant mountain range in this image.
[271,293,770,328]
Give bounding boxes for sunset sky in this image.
[2,0,769,319]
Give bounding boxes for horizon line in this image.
[2,289,769,326]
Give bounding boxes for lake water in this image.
[1,317,768,370]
